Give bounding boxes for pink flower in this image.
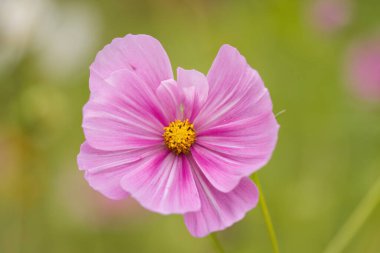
[77,34,279,237]
[309,0,352,34]
[345,35,380,102]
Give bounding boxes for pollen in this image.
[163,119,196,155]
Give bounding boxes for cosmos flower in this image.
[345,35,380,102]
[309,0,352,34]
[77,34,279,237]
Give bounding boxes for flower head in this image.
[309,0,352,34]
[345,35,380,102]
[77,34,279,237]
[163,119,196,154]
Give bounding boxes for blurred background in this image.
[1,0,380,252]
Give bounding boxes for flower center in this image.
[163,119,196,155]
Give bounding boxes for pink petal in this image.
[184,166,258,237]
[197,44,275,129]
[191,45,279,192]
[105,69,168,125]
[197,113,279,162]
[90,34,173,92]
[78,142,141,173]
[155,79,183,124]
[120,152,201,214]
[84,170,129,200]
[89,70,108,94]
[83,69,167,151]
[177,67,209,121]
[191,145,247,192]
[78,142,161,200]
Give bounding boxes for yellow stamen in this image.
[163,119,196,155]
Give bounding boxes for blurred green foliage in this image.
[1,0,380,252]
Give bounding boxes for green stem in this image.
[252,173,280,253]
[323,175,380,253]
[209,233,225,253]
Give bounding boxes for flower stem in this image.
[209,233,225,253]
[252,173,280,253]
[323,174,380,253]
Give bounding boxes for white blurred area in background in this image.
[0,0,44,68]
[0,0,102,80]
